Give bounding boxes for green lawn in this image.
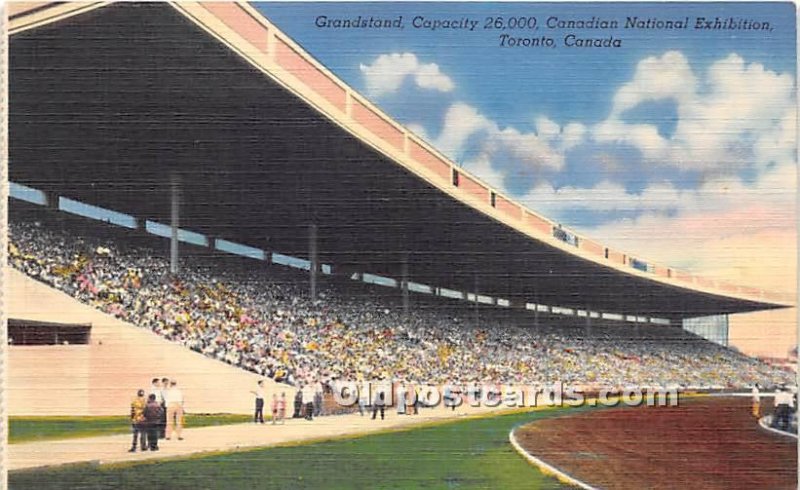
[9,407,584,489]
[9,414,253,444]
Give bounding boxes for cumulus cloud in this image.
[609,51,697,117]
[594,51,796,174]
[435,103,494,158]
[376,50,794,298]
[565,52,796,281]
[359,53,454,98]
[434,103,587,178]
[461,154,506,192]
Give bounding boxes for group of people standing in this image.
[288,380,325,421]
[356,382,422,420]
[251,379,287,424]
[129,377,185,452]
[751,384,797,433]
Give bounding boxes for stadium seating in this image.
[8,220,792,391]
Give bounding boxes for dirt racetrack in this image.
[515,396,796,489]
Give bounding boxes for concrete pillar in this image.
[309,223,318,300]
[473,274,479,325]
[170,178,180,275]
[44,190,64,232]
[584,306,592,337]
[45,190,59,212]
[401,254,409,316]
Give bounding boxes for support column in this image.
[45,190,59,212]
[401,254,409,316]
[170,177,180,275]
[473,274,479,325]
[45,190,64,232]
[584,306,592,337]
[309,223,318,300]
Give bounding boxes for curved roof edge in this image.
[8,1,795,310]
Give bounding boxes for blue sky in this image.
[256,2,796,256]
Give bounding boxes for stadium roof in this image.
[7,1,793,321]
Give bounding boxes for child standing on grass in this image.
[277,392,287,424]
[271,394,279,425]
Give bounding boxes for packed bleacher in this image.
[8,220,793,390]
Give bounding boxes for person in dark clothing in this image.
[143,394,164,451]
[293,389,303,418]
[773,387,794,431]
[371,391,386,420]
[313,386,323,417]
[302,383,315,421]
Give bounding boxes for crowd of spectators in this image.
[9,221,793,391]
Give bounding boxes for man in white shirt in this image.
[165,379,185,440]
[250,380,265,424]
[149,378,162,403]
[302,383,316,420]
[159,377,170,439]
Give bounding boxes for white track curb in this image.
[758,415,798,440]
[509,427,597,490]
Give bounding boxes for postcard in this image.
[3,2,797,488]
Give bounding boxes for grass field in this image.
[9,408,583,489]
[9,414,253,444]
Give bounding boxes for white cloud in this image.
[485,126,566,172]
[595,51,796,174]
[413,61,455,92]
[433,104,586,178]
[609,51,697,117]
[461,154,506,191]
[435,102,494,158]
[359,53,454,98]
[561,123,587,151]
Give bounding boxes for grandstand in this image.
[9,216,791,396]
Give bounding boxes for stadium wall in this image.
[7,267,280,416]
